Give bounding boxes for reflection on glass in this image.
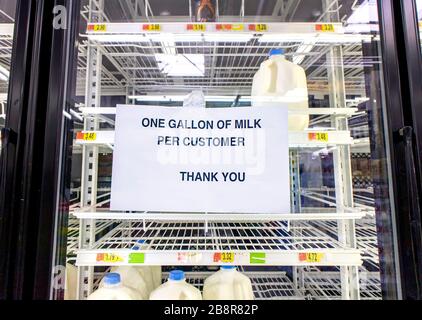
[0,1,16,152]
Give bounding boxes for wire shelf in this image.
[76,221,362,267]
[76,21,377,97]
[303,269,382,300]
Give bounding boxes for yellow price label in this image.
[93,24,107,32]
[143,24,161,31]
[232,24,244,31]
[255,24,268,32]
[308,132,329,142]
[299,252,325,263]
[81,132,97,141]
[316,24,335,32]
[214,252,235,263]
[96,253,124,263]
[221,252,235,263]
[189,24,206,32]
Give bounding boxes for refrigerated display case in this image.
[1,0,422,300]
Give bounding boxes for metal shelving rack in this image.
[70,0,382,300]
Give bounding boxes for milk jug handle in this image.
[263,60,278,93]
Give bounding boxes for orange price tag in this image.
[214,252,235,263]
[96,253,124,263]
[216,24,233,31]
[299,252,325,263]
[187,24,206,32]
[315,24,335,32]
[77,132,97,141]
[88,24,107,32]
[143,24,161,31]
[308,132,329,142]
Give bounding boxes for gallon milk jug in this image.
[251,48,309,131]
[131,240,162,291]
[203,266,254,300]
[64,263,78,300]
[88,273,142,300]
[149,270,202,300]
[102,267,149,299]
[145,266,162,290]
[133,266,155,295]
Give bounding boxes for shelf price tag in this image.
[177,252,202,263]
[249,24,268,32]
[187,24,206,32]
[308,132,329,142]
[143,24,161,31]
[299,252,325,263]
[216,24,244,31]
[129,253,145,264]
[96,253,124,263]
[88,24,107,32]
[250,252,266,264]
[315,24,335,32]
[77,132,97,141]
[214,252,235,263]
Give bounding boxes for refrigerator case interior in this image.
[60,0,387,301]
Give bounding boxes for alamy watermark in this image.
[53,5,67,30]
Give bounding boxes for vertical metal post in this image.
[189,0,193,21]
[289,150,302,213]
[290,149,302,293]
[77,0,104,300]
[323,0,360,300]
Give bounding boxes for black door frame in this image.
[0,0,420,300]
[392,0,422,299]
[0,0,80,299]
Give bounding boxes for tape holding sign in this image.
[110,105,290,214]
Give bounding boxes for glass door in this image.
[0,0,16,153]
[2,0,406,300]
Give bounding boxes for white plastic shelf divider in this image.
[73,209,367,222]
[78,107,358,116]
[75,221,362,267]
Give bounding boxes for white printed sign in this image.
[111,105,290,213]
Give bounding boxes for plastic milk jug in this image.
[149,270,202,300]
[102,266,150,299]
[88,273,142,300]
[203,266,254,300]
[251,48,309,131]
[131,240,162,291]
